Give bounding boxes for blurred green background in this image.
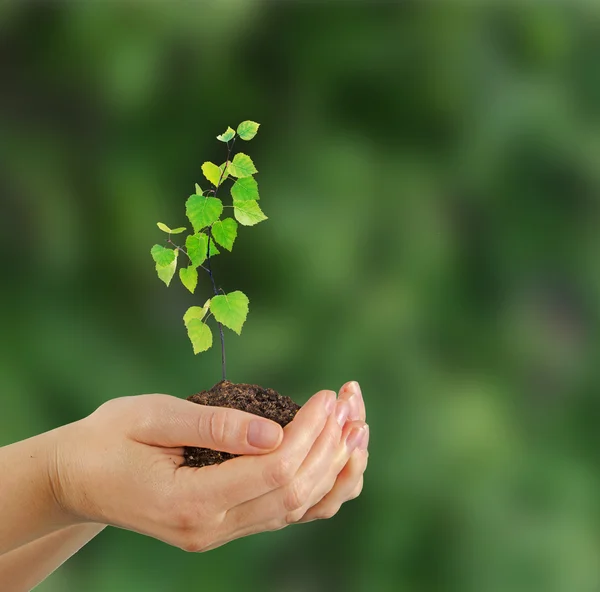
[2,1,600,591]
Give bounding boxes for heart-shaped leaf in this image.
[210,291,249,335]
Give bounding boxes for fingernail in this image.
[334,401,349,427]
[346,425,366,451]
[325,392,336,415]
[348,381,362,398]
[346,382,362,420]
[248,419,282,449]
[358,425,369,450]
[348,393,360,420]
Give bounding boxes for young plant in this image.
[150,121,265,381]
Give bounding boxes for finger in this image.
[222,412,363,538]
[299,426,369,523]
[348,475,364,500]
[302,421,367,508]
[196,389,337,509]
[281,402,352,515]
[130,394,284,455]
[199,409,353,552]
[334,382,367,501]
[338,381,365,422]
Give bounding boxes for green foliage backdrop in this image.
[1,2,600,591]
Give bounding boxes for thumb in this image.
[133,394,284,455]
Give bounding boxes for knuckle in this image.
[324,422,342,448]
[91,397,134,426]
[180,533,209,553]
[208,410,227,445]
[316,504,341,520]
[93,398,118,416]
[125,396,167,436]
[283,478,310,513]
[203,409,239,447]
[285,508,305,525]
[266,455,296,489]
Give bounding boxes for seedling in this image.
[150,121,266,381]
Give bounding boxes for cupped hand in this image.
[297,381,369,523]
[51,384,368,552]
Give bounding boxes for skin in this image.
[0,381,368,590]
[0,524,106,592]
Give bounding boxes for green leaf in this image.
[186,233,219,265]
[237,121,260,141]
[186,195,223,232]
[151,245,178,286]
[228,153,257,178]
[195,183,202,195]
[151,244,176,267]
[186,319,213,354]
[185,233,208,267]
[157,223,186,234]
[209,238,220,257]
[217,126,236,142]
[212,218,238,251]
[233,199,268,226]
[210,290,249,335]
[157,257,177,286]
[179,266,198,294]
[231,176,259,201]
[202,161,222,187]
[183,302,210,326]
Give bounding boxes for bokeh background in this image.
[2,1,600,591]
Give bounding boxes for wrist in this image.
[45,420,91,528]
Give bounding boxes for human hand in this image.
[296,381,369,523]
[50,385,368,552]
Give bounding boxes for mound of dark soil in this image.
[183,380,301,467]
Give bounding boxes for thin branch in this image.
[168,239,211,276]
[167,239,192,264]
[203,135,236,381]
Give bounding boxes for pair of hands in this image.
[51,382,369,551]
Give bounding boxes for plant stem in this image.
[166,239,191,262]
[205,228,227,381]
[204,136,236,382]
[167,239,210,273]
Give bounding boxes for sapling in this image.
[151,120,266,381]
[150,122,300,467]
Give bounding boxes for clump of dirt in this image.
[183,380,301,467]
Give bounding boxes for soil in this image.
[183,380,301,467]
